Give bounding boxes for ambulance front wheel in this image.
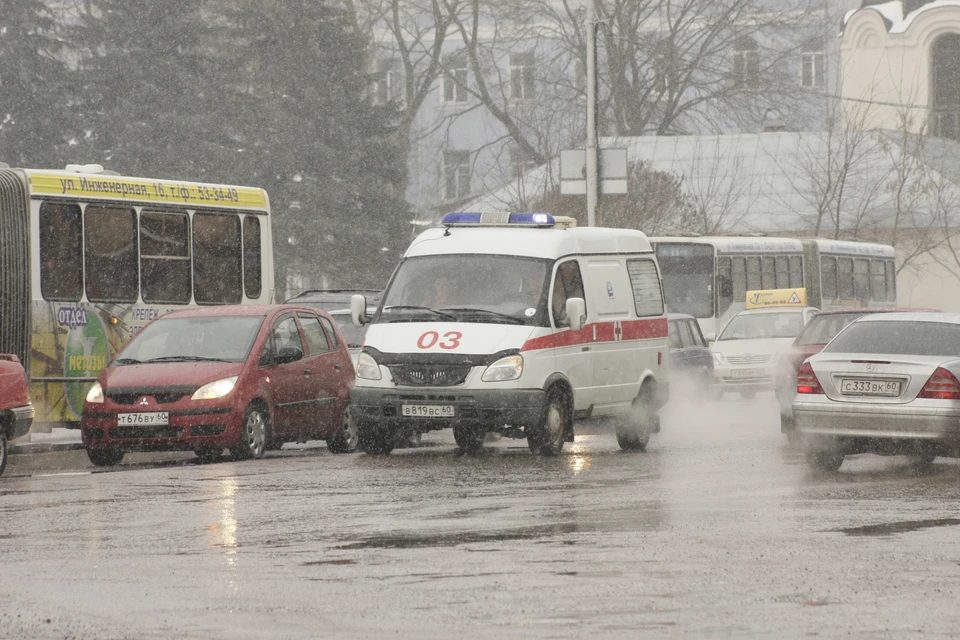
[616,384,655,452]
[358,422,397,455]
[527,387,569,456]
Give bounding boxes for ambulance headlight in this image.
[712,352,727,366]
[86,381,104,404]
[481,355,523,382]
[356,352,382,380]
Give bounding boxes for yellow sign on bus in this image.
[28,171,268,210]
[745,288,807,309]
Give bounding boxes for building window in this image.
[443,54,468,103]
[443,150,471,201]
[733,37,759,89]
[510,52,536,101]
[801,52,825,88]
[509,146,537,178]
[372,58,403,105]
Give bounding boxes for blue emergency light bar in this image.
[441,211,556,227]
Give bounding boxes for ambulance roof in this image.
[405,226,653,260]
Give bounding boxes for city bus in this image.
[648,236,896,340]
[0,164,274,431]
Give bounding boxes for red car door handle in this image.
[303,368,312,375]
[333,364,342,371]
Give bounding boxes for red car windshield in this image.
[795,312,866,346]
[114,316,265,364]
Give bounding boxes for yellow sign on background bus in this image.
[745,288,807,309]
[28,171,268,209]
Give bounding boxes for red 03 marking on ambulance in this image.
[416,331,463,350]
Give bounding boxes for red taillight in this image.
[918,367,960,400]
[796,361,823,394]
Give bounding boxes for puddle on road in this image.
[830,517,960,536]
[337,522,579,549]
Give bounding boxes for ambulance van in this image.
[348,212,670,455]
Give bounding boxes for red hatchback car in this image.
[1,354,34,476]
[81,305,356,466]
[775,307,935,440]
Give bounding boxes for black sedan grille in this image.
[388,364,471,387]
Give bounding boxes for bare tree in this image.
[683,137,755,233]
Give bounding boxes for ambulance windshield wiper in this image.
[381,306,457,322]
[441,308,525,324]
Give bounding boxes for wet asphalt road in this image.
[3,396,960,639]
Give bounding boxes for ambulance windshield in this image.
[379,255,551,325]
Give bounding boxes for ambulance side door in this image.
[549,258,595,411]
[583,257,635,409]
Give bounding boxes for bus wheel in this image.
[0,430,7,476]
[231,405,267,460]
[453,425,484,453]
[358,423,396,455]
[616,384,654,452]
[327,405,360,454]
[195,446,224,463]
[527,387,568,456]
[87,447,124,467]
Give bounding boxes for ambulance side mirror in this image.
[565,297,586,332]
[351,295,369,327]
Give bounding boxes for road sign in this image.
[560,148,628,195]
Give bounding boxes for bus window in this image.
[760,256,775,289]
[732,257,746,302]
[243,216,262,299]
[717,257,733,316]
[789,256,803,288]
[838,258,854,299]
[885,260,897,302]
[854,258,870,301]
[194,212,242,304]
[85,206,138,303]
[870,260,886,302]
[746,256,761,291]
[820,256,837,299]
[39,202,83,301]
[654,243,713,317]
[774,256,790,288]
[140,211,190,304]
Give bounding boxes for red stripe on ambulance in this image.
[520,318,667,352]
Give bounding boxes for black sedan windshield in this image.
[115,316,264,364]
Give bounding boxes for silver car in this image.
[793,312,960,471]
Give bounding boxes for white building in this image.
[841,0,960,136]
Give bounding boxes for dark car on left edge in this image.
[668,313,714,395]
[81,305,357,467]
[0,354,34,475]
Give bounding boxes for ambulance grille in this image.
[389,364,470,387]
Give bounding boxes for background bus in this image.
[0,164,274,432]
[648,236,897,340]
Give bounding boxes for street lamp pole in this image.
[585,0,599,227]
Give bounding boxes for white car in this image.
[712,305,819,398]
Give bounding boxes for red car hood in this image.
[100,361,245,390]
[0,357,29,410]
